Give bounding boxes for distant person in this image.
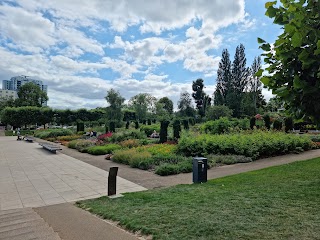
[17,127,22,140]
[150,130,159,138]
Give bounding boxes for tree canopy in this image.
[16,82,48,107]
[258,0,320,123]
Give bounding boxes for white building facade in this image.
[2,76,48,106]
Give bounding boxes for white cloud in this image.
[0,4,56,53]
[0,0,260,110]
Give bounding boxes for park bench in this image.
[39,143,62,153]
[24,136,35,142]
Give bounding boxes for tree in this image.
[16,82,48,107]
[227,44,250,117]
[248,56,265,114]
[206,105,233,120]
[105,89,125,122]
[258,0,320,123]
[192,79,211,118]
[213,49,232,105]
[0,96,16,111]
[157,97,173,115]
[177,91,195,117]
[129,93,156,121]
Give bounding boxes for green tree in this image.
[227,44,250,117]
[192,79,211,118]
[105,89,125,122]
[258,0,320,123]
[248,56,265,114]
[157,97,173,115]
[206,105,233,120]
[16,82,48,107]
[214,49,232,105]
[177,91,195,117]
[0,96,16,111]
[129,93,156,121]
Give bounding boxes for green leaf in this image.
[274,87,289,97]
[260,43,271,51]
[293,76,302,89]
[288,5,296,12]
[255,69,264,77]
[257,37,266,44]
[292,32,302,48]
[298,49,309,62]
[265,1,277,8]
[284,24,295,34]
[266,6,277,18]
[260,77,270,86]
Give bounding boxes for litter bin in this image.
[193,157,207,183]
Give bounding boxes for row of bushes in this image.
[201,118,250,134]
[177,131,313,159]
[34,129,74,139]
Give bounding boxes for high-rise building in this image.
[1,76,48,106]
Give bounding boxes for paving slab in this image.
[0,137,146,211]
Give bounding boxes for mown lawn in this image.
[77,158,320,240]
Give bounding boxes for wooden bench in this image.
[24,136,35,142]
[39,143,62,153]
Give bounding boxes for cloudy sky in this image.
[0,0,280,109]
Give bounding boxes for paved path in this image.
[0,137,146,210]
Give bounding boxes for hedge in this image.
[177,131,313,159]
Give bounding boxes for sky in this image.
[0,0,281,110]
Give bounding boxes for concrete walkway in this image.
[0,136,146,210]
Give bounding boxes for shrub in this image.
[310,135,320,142]
[177,131,313,160]
[109,130,146,143]
[119,139,141,148]
[87,144,122,155]
[160,120,170,143]
[154,158,193,176]
[155,164,179,176]
[109,121,116,132]
[263,115,271,130]
[207,154,252,165]
[273,119,283,130]
[173,120,181,139]
[45,137,56,142]
[77,122,84,132]
[34,129,74,139]
[250,117,256,129]
[112,148,152,167]
[135,121,139,129]
[68,140,80,149]
[57,135,82,141]
[285,117,294,132]
[97,132,113,141]
[140,124,161,137]
[200,118,248,134]
[182,119,189,130]
[75,140,95,153]
[206,105,233,120]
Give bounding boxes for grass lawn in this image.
[77,158,320,240]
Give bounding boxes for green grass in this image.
[77,158,320,240]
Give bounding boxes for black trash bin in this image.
[193,157,207,183]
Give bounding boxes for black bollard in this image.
[108,167,118,196]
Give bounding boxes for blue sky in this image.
[0,0,280,109]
